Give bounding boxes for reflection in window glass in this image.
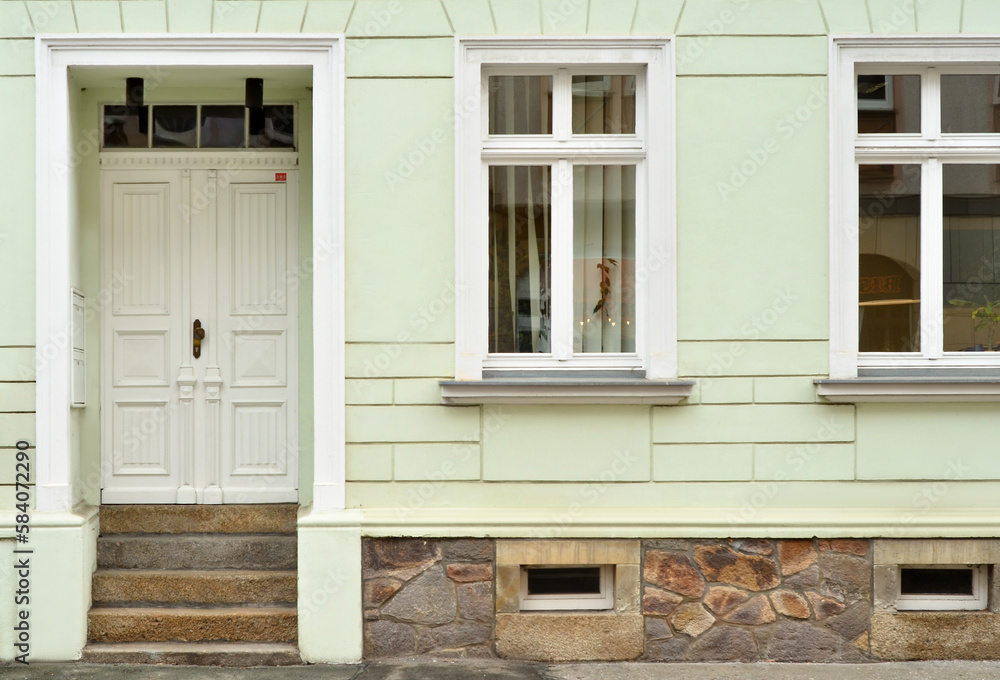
[943,164,1000,352]
[103,106,148,148]
[489,76,553,135]
[858,165,921,352]
[488,165,552,353]
[527,567,602,595]
[153,105,198,148]
[941,75,1000,134]
[573,165,636,353]
[200,105,245,148]
[857,75,920,134]
[249,105,295,149]
[572,75,636,134]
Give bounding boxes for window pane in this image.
[859,165,921,352]
[200,105,245,148]
[249,105,295,149]
[153,105,197,148]
[941,75,1000,134]
[489,76,553,135]
[574,165,636,354]
[488,165,552,353]
[943,164,1000,352]
[857,75,920,134]
[103,105,148,149]
[572,75,636,134]
[900,568,974,596]
[527,568,602,595]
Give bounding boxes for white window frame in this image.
[829,37,1000,381]
[454,38,676,381]
[519,564,614,611]
[895,564,988,612]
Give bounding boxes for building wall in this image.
[5,0,1000,663]
[1,0,999,530]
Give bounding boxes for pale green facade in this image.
[3,0,1000,664]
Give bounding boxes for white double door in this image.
[101,164,298,503]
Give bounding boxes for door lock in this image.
[193,319,206,359]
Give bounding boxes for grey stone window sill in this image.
[816,377,1000,402]
[439,376,695,405]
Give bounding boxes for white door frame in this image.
[35,34,346,513]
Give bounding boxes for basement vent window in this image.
[896,565,989,611]
[519,565,614,611]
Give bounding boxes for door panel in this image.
[101,166,298,504]
[216,174,298,502]
[112,184,172,315]
[102,173,185,502]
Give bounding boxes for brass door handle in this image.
[193,319,205,358]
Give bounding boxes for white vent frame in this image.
[518,564,614,611]
[895,564,989,611]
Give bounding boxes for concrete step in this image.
[81,642,302,666]
[97,534,297,570]
[88,606,297,643]
[92,569,297,605]
[100,504,298,535]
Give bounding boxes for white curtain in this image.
[488,76,553,354]
[574,165,636,353]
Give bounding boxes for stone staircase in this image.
[81,505,301,666]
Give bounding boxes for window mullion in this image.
[551,159,574,360]
[553,69,571,141]
[924,68,940,140]
[922,157,944,359]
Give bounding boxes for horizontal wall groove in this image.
[676,73,826,78]
[346,35,454,40]
[346,76,453,80]
[678,339,827,343]
[676,33,827,38]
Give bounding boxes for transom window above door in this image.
[453,39,677,383]
[102,103,295,150]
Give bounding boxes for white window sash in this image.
[455,37,675,380]
[830,37,1000,377]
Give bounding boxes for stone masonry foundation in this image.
[641,539,872,662]
[361,537,1000,662]
[362,538,495,658]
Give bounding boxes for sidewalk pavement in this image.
[9,660,1000,680]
